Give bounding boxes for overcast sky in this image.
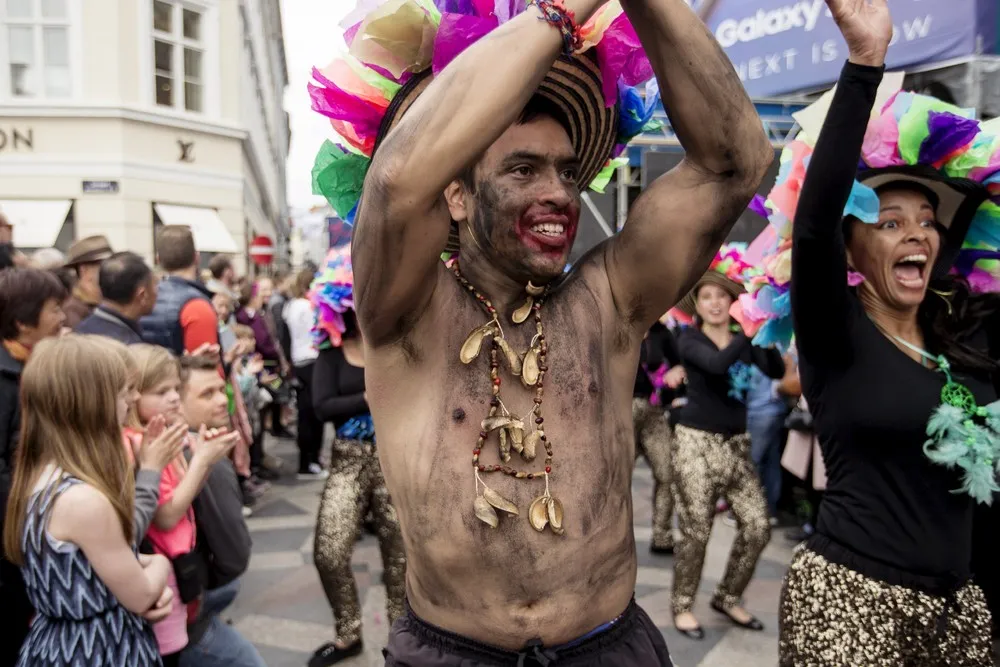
[281,0,352,212]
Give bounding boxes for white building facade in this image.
[0,0,290,272]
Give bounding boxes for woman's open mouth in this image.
[892,253,928,290]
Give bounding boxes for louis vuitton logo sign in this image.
[178,139,194,163]
[0,128,33,152]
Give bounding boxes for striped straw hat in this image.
[310,0,661,258]
[374,51,617,255]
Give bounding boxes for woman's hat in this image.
[309,245,355,349]
[857,164,990,278]
[734,79,1000,350]
[309,0,661,257]
[674,244,750,317]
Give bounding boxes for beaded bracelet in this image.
[532,0,583,54]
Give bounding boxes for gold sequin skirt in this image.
[633,398,675,551]
[313,439,406,646]
[779,543,993,666]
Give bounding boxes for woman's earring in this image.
[930,288,954,317]
[847,269,865,286]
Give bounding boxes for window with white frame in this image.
[1,0,71,99]
[152,0,204,113]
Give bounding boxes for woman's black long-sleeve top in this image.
[676,329,784,436]
[312,346,368,428]
[790,61,999,582]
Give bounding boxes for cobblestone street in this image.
[228,435,797,667]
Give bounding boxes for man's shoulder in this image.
[73,312,99,333]
[180,297,215,322]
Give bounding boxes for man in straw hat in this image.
[62,234,114,328]
[317,0,773,662]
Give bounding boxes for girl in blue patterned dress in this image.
[2,335,171,666]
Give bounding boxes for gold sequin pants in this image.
[314,440,406,646]
[779,545,993,666]
[633,398,675,551]
[671,425,770,615]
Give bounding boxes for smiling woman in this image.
[776,1,1000,662]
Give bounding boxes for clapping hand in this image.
[825,0,892,68]
[243,354,265,375]
[186,343,221,363]
[135,416,188,473]
[192,425,240,467]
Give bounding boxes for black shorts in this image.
[384,598,672,666]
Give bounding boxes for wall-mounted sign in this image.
[249,235,275,266]
[0,128,33,152]
[178,139,194,163]
[82,180,120,194]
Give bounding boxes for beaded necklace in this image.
[451,262,565,535]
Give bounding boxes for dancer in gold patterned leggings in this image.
[633,399,674,552]
[304,251,405,667]
[632,322,683,553]
[670,246,783,640]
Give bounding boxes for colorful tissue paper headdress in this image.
[735,82,1000,352]
[672,243,751,318]
[310,245,355,349]
[310,0,660,256]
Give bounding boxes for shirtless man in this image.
[352,0,772,662]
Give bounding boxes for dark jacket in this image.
[186,455,252,643]
[62,294,96,330]
[0,343,23,513]
[269,295,292,364]
[0,342,24,603]
[139,276,213,355]
[235,308,279,361]
[75,305,144,345]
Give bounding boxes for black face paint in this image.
[471,178,502,250]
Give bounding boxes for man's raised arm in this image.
[352,0,603,347]
[604,0,773,330]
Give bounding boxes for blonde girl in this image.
[110,340,187,545]
[127,344,232,666]
[3,334,169,666]
[127,344,197,664]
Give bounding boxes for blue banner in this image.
[706,0,991,97]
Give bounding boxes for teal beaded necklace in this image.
[890,334,1000,504]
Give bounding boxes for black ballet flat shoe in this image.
[650,543,675,556]
[710,601,765,631]
[674,625,705,640]
[308,641,364,667]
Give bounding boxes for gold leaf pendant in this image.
[460,323,496,364]
[497,338,523,376]
[527,493,566,535]
[512,297,533,324]
[484,487,519,515]
[474,496,498,528]
[499,427,510,463]
[482,415,514,432]
[546,496,565,535]
[528,495,549,531]
[521,347,540,386]
[522,430,541,462]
